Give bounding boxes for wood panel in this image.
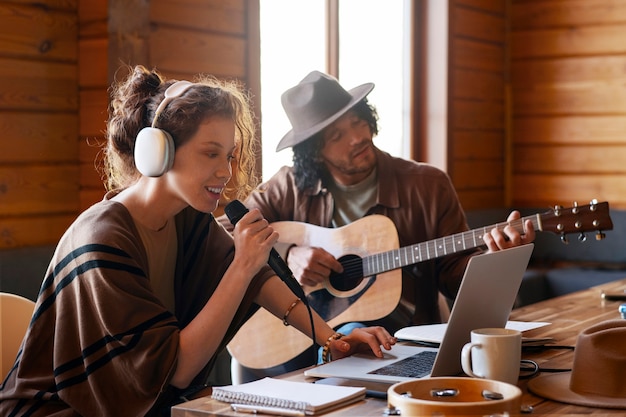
[511,0,626,29]
[149,28,247,78]
[0,165,80,216]
[151,0,246,35]
[78,0,106,21]
[79,89,108,137]
[452,131,504,159]
[78,0,107,37]
[447,0,507,210]
[79,136,105,164]
[511,55,626,85]
[2,0,76,9]
[0,214,75,248]
[514,145,626,174]
[512,25,626,58]
[455,0,505,14]
[511,56,626,115]
[80,160,105,190]
[456,189,506,210]
[0,58,77,111]
[79,39,108,87]
[512,174,625,209]
[513,83,626,115]
[80,189,105,210]
[510,0,626,209]
[453,68,504,101]
[77,0,108,211]
[0,0,80,249]
[453,5,505,42]
[0,3,77,61]
[513,115,626,145]
[452,101,505,130]
[452,160,504,189]
[451,38,505,72]
[0,113,77,163]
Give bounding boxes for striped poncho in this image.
[0,199,273,416]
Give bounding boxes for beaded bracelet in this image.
[282,299,301,326]
[321,332,345,363]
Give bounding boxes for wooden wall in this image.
[0,0,259,250]
[446,0,508,210]
[444,0,626,212]
[79,0,108,214]
[0,0,80,249]
[509,0,626,210]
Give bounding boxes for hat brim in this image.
[528,372,626,409]
[275,82,375,152]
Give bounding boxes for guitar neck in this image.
[362,215,539,276]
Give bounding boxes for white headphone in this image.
[134,80,195,177]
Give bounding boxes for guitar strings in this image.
[330,218,530,285]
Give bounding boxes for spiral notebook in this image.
[211,377,366,415]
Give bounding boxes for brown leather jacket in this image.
[218,148,481,332]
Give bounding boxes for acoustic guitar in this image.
[227,201,613,370]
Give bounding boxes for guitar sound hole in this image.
[329,254,364,291]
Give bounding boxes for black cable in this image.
[522,344,575,353]
[519,359,571,379]
[519,344,575,378]
[303,298,318,366]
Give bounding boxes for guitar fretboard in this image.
[362,215,541,276]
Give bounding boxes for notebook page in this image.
[211,377,366,414]
[395,320,550,343]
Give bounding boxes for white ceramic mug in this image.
[461,328,521,385]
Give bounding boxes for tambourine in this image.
[385,377,523,416]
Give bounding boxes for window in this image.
[259,0,411,181]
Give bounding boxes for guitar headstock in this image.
[539,200,613,243]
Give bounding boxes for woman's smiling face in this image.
[166,116,236,213]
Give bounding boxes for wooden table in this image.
[172,278,626,416]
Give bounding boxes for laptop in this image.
[304,243,534,384]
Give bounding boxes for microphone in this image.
[224,200,306,301]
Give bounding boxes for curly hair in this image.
[292,99,379,191]
[103,65,259,201]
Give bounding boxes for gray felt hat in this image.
[276,71,374,152]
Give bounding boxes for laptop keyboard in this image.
[369,351,437,378]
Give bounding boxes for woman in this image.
[0,65,395,416]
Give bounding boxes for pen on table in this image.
[601,291,626,301]
[365,389,387,399]
[230,403,305,416]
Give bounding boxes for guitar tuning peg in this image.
[560,234,569,244]
[578,233,587,242]
[596,231,606,240]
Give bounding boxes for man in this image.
[218,72,534,383]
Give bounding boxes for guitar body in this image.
[227,215,402,369]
